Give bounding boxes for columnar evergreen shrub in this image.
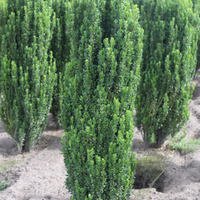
[0,0,56,152]
[50,0,69,119]
[192,0,200,74]
[60,0,143,199]
[134,0,198,147]
[0,0,7,45]
[0,0,8,96]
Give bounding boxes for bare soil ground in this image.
[0,77,200,200]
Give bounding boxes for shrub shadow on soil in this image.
[35,131,64,151]
[0,113,64,157]
[0,121,5,133]
[0,133,18,157]
[193,85,200,99]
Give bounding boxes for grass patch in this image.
[0,160,16,172]
[169,133,200,153]
[0,181,8,191]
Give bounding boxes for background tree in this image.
[50,0,69,122]
[0,0,56,152]
[192,0,200,74]
[0,0,8,96]
[134,0,198,147]
[60,0,143,199]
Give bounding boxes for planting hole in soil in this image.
[133,154,166,192]
[133,170,165,192]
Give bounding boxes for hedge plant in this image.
[50,0,69,120]
[134,0,198,147]
[0,0,56,152]
[0,0,7,46]
[60,0,143,199]
[192,0,200,74]
[0,0,8,96]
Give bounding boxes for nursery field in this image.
[1,0,200,199]
[0,77,200,200]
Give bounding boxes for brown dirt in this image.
[0,114,71,200]
[1,77,200,199]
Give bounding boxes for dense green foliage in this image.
[0,180,8,191]
[0,0,7,47]
[192,0,200,74]
[60,0,143,199]
[134,0,199,147]
[0,0,8,94]
[50,0,69,119]
[0,0,56,152]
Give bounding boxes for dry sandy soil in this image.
[0,77,200,200]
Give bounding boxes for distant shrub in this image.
[0,0,56,152]
[0,0,8,95]
[192,0,200,74]
[134,0,198,147]
[50,0,69,119]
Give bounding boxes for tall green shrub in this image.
[0,0,7,96]
[0,0,56,152]
[192,0,200,74]
[0,0,7,44]
[50,0,69,120]
[60,0,143,199]
[134,0,198,147]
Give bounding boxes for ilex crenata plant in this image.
[60,0,143,199]
[0,0,56,152]
[0,0,7,47]
[134,0,198,147]
[192,0,200,74]
[50,0,69,120]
